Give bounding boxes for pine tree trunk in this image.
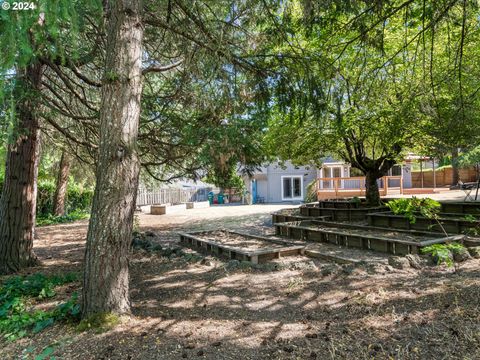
[0,63,44,274]
[365,172,381,206]
[82,0,143,317]
[53,151,71,216]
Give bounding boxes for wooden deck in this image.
[316,176,403,200]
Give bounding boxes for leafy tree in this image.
[261,0,479,204]
[0,0,101,274]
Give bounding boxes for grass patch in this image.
[77,312,121,333]
[36,210,90,226]
[0,273,80,341]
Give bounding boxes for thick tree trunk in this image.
[82,0,143,317]
[0,63,44,275]
[53,151,71,216]
[365,171,381,206]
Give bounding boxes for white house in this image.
[243,157,412,203]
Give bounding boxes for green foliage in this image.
[0,273,80,341]
[458,146,480,167]
[77,312,120,333]
[350,197,362,205]
[36,209,90,227]
[204,166,246,191]
[35,179,93,219]
[304,179,317,202]
[421,243,465,267]
[386,197,442,224]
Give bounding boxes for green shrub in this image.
[0,273,80,341]
[386,197,442,224]
[0,178,93,218]
[304,179,317,203]
[36,179,93,218]
[421,243,465,267]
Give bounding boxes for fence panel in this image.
[136,187,215,206]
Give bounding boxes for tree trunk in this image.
[53,151,71,216]
[0,63,44,274]
[451,148,460,185]
[365,171,381,206]
[82,0,143,317]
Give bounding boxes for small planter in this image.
[151,203,187,215]
[178,230,305,264]
[367,211,480,234]
[186,201,210,209]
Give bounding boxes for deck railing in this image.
[316,176,403,199]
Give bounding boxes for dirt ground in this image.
[2,203,480,360]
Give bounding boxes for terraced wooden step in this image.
[271,208,331,224]
[178,230,305,264]
[300,204,389,221]
[367,211,480,234]
[275,220,465,255]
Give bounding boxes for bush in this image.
[36,179,94,218]
[386,197,441,224]
[304,179,317,202]
[421,243,465,267]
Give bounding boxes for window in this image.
[281,176,303,200]
[391,165,402,176]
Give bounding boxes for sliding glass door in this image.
[282,176,303,200]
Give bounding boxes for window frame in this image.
[281,175,304,201]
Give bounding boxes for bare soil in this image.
[1,204,480,360]
[192,230,290,251]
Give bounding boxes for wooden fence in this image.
[411,167,478,188]
[136,187,216,206]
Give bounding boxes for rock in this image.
[468,246,480,258]
[226,260,240,270]
[321,264,340,276]
[405,254,422,269]
[341,264,355,275]
[290,261,317,271]
[452,247,471,262]
[388,256,410,270]
[283,344,296,353]
[200,258,214,266]
[384,265,394,272]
